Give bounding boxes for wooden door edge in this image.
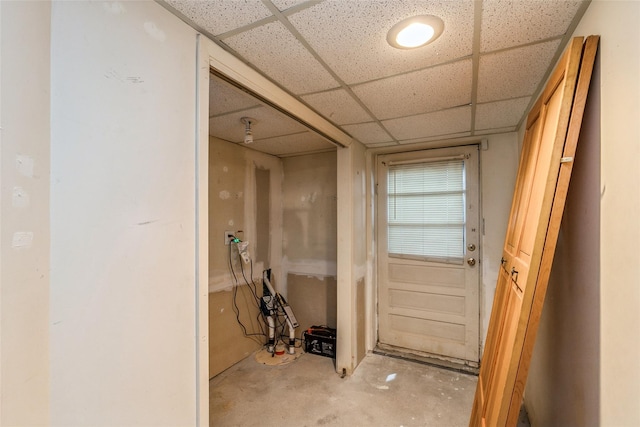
[504,35,600,426]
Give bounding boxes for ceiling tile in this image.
[475,127,516,136]
[271,0,309,12]
[248,132,336,156]
[477,40,560,103]
[209,77,261,117]
[382,106,471,141]
[475,97,531,131]
[481,0,585,52]
[398,131,471,145]
[366,141,399,148]
[342,122,394,145]
[209,105,308,143]
[165,0,272,36]
[301,89,372,125]
[288,0,474,84]
[353,59,472,120]
[222,21,339,94]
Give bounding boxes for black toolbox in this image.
[303,326,336,358]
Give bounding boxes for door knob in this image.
[467,257,476,266]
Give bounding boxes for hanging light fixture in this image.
[240,117,254,144]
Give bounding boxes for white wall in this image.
[479,133,519,348]
[0,2,51,424]
[591,3,640,423]
[524,2,640,425]
[50,2,205,425]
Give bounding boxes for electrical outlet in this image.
[224,231,234,245]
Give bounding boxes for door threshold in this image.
[374,344,479,376]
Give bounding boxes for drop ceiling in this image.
[162,0,589,156]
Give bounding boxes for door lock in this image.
[467,257,476,266]
[467,243,476,251]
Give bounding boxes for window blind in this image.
[387,159,466,263]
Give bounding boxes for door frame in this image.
[368,141,487,363]
[197,34,361,387]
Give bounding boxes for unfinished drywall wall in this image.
[255,167,271,264]
[208,136,283,375]
[0,2,51,424]
[282,151,337,275]
[356,278,366,364]
[209,136,283,291]
[283,151,338,332]
[288,274,337,331]
[50,2,204,424]
[209,287,264,378]
[209,138,248,285]
[524,2,640,425]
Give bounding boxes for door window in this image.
[387,159,465,264]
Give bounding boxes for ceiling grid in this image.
[163,0,589,156]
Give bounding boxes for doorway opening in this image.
[207,70,339,379]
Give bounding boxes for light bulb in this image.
[241,117,254,144]
[396,23,435,48]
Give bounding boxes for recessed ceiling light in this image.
[387,15,444,49]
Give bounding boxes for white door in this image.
[377,145,480,364]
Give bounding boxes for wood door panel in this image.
[485,283,522,422]
[470,36,599,426]
[389,314,466,341]
[504,35,601,427]
[506,113,543,255]
[388,262,465,288]
[479,266,509,386]
[518,87,564,259]
[389,289,465,315]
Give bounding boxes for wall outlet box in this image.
[224,230,234,245]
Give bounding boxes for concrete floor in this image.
[210,351,479,426]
